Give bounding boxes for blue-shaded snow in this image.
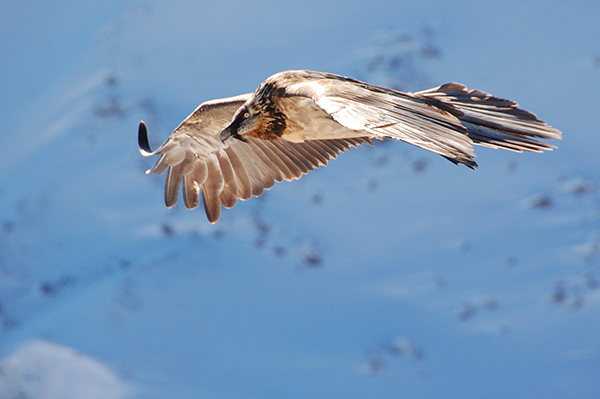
[1,1,599,398]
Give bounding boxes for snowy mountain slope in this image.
[1,1,599,398]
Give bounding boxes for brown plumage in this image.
[139,70,561,223]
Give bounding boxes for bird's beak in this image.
[220,126,248,143]
[219,126,234,143]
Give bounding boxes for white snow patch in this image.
[0,341,135,399]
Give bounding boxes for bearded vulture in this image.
[139,70,561,223]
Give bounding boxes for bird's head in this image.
[219,104,259,143]
[220,84,287,143]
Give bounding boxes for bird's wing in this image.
[139,94,371,223]
[278,70,559,168]
[414,82,562,152]
[280,71,479,167]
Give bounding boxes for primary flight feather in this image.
[139,70,561,223]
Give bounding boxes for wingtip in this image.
[138,121,154,156]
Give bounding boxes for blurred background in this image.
[1,1,599,398]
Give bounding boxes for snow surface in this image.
[1,1,599,398]
[0,340,134,399]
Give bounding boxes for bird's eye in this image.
[243,112,250,119]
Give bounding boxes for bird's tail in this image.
[415,83,562,154]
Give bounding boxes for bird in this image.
[139,69,562,223]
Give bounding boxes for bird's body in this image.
[139,70,561,223]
